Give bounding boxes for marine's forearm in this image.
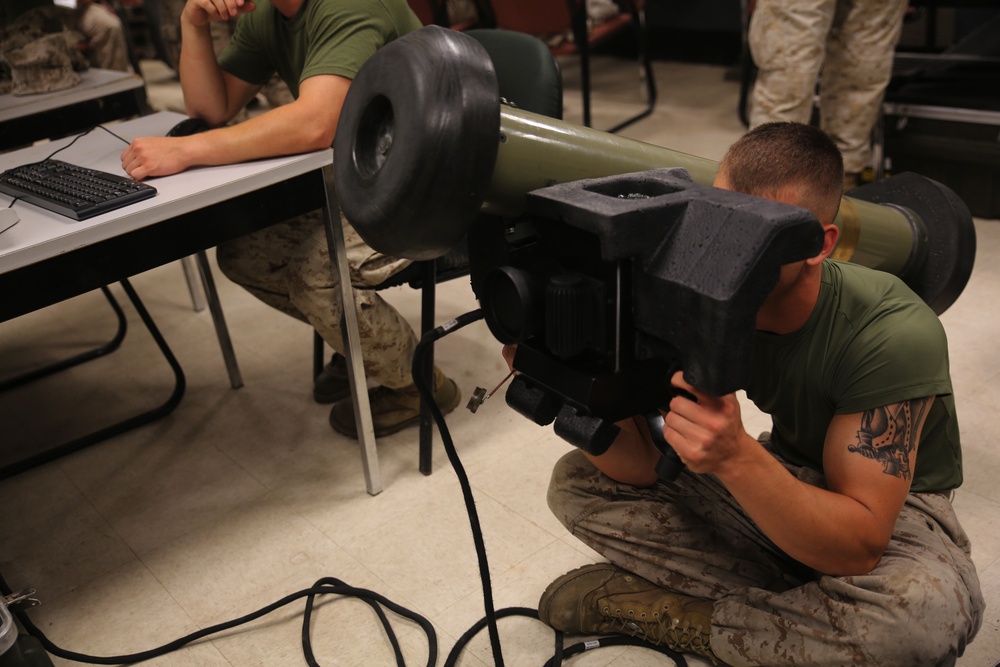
[178,17,232,124]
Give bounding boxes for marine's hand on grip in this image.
[662,370,753,477]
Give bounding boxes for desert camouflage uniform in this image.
[548,444,983,666]
[159,0,183,67]
[76,1,131,71]
[748,0,908,174]
[216,212,418,390]
[0,3,128,92]
[163,0,397,387]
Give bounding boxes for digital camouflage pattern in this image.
[748,0,908,174]
[548,444,984,666]
[216,211,418,390]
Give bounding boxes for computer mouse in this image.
[0,207,19,233]
[166,117,211,137]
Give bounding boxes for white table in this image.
[0,68,149,151]
[0,111,385,494]
[0,68,145,122]
[0,111,330,273]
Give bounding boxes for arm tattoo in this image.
[847,397,932,480]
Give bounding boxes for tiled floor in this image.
[1,49,998,667]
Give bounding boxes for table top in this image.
[0,68,146,124]
[0,111,334,274]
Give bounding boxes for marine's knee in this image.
[546,450,605,530]
[848,579,976,665]
[285,257,344,321]
[546,452,576,520]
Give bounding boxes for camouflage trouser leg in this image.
[77,3,132,72]
[748,0,907,173]
[819,0,908,173]
[216,212,418,389]
[547,448,984,666]
[748,0,833,128]
[159,0,184,69]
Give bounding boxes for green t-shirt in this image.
[746,260,962,492]
[217,0,421,98]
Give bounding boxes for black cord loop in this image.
[0,307,685,667]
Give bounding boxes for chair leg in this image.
[0,280,186,480]
[572,7,593,128]
[738,58,757,128]
[180,256,206,312]
[873,109,887,181]
[419,261,437,476]
[0,286,126,392]
[606,5,658,134]
[737,0,755,127]
[313,330,325,381]
[195,250,243,389]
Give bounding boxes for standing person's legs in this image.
[77,2,132,72]
[158,0,185,69]
[819,0,908,175]
[141,0,173,67]
[748,0,836,127]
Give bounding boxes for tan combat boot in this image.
[328,366,460,438]
[538,563,719,664]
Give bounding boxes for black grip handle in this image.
[643,411,685,481]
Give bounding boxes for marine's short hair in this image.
[718,122,844,224]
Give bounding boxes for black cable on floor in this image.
[1,306,690,666]
[413,311,687,667]
[410,309,507,666]
[444,607,688,667]
[542,636,688,667]
[0,571,437,666]
[444,606,537,667]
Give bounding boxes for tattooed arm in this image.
[813,397,933,571]
[664,369,934,575]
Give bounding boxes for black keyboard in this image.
[0,159,156,220]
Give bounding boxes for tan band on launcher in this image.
[831,197,860,262]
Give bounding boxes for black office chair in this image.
[315,28,563,476]
[483,0,654,132]
[407,0,487,30]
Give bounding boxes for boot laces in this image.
[603,605,711,653]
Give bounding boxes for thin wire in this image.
[42,123,132,162]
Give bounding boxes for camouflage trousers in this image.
[548,447,984,666]
[748,0,908,174]
[216,212,418,389]
[77,3,131,72]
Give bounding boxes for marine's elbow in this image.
[301,121,336,151]
[832,553,882,577]
[821,541,886,576]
